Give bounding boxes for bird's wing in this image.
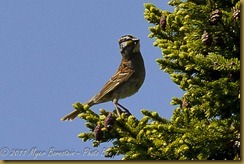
[92,61,134,102]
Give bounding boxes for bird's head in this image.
[118,35,140,57]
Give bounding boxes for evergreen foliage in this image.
[75,0,240,160]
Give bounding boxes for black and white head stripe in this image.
[118,35,139,44]
[118,35,140,52]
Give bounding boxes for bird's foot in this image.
[116,103,132,116]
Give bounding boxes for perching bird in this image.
[61,35,145,121]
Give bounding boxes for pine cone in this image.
[233,7,240,20]
[201,30,212,45]
[104,112,114,131]
[94,124,103,141]
[159,15,167,31]
[181,98,188,109]
[209,9,222,25]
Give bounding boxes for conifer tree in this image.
[75,0,240,160]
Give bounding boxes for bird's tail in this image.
[61,101,95,121]
[61,109,80,121]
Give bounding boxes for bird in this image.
[61,35,145,121]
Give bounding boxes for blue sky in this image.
[0,0,183,160]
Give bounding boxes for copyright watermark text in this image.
[0,147,114,159]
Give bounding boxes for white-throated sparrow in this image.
[61,35,145,121]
